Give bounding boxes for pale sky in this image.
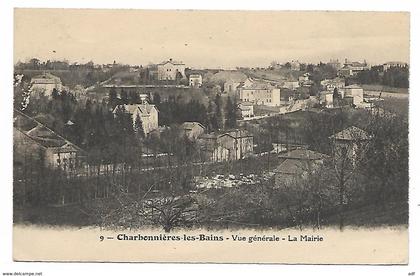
[14,9,410,68]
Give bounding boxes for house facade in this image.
[180,122,205,140]
[30,73,62,97]
[238,102,254,118]
[157,58,186,81]
[113,103,159,135]
[330,126,372,166]
[189,74,203,87]
[197,130,253,162]
[13,110,85,171]
[282,80,300,90]
[340,85,364,107]
[224,77,253,96]
[338,59,370,77]
[319,91,334,108]
[320,78,346,92]
[239,82,281,106]
[274,149,328,187]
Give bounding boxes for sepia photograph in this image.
[10,8,411,264]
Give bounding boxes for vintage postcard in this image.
[12,9,409,263]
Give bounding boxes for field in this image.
[361,84,408,94]
[383,97,409,118]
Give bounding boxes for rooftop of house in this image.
[330,126,371,141]
[158,59,185,66]
[344,84,363,89]
[274,158,315,175]
[31,73,61,84]
[322,77,345,83]
[242,81,276,90]
[180,122,205,130]
[189,74,202,78]
[278,149,329,160]
[222,129,253,139]
[14,109,84,153]
[113,103,157,115]
[198,129,253,140]
[343,61,368,67]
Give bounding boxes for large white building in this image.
[157,58,186,81]
[113,103,159,135]
[238,82,281,106]
[30,73,62,97]
[340,84,364,107]
[189,74,202,87]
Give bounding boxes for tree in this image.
[134,114,145,139]
[330,127,372,230]
[214,94,224,130]
[120,89,128,104]
[362,112,408,205]
[225,96,237,129]
[108,87,117,109]
[153,93,161,105]
[143,195,197,232]
[128,91,140,104]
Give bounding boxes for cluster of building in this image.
[338,59,370,77]
[178,122,254,162]
[197,129,254,162]
[274,126,372,187]
[319,78,374,109]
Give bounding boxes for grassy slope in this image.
[361,84,408,94]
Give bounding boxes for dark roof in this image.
[180,122,205,130]
[330,126,371,141]
[243,81,276,90]
[278,149,329,160]
[275,159,313,175]
[221,129,253,139]
[344,84,363,89]
[13,109,85,153]
[159,59,185,66]
[198,129,253,141]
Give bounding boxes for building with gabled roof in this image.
[30,72,62,97]
[330,126,372,166]
[157,58,186,81]
[274,149,329,187]
[13,109,85,171]
[180,122,205,140]
[112,103,159,135]
[338,59,370,77]
[197,129,253,162]
[238,102,254,118]
[339,85,364,107]
[330,126,371,141]
[238,81,281,106]
[189,74,203,87]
